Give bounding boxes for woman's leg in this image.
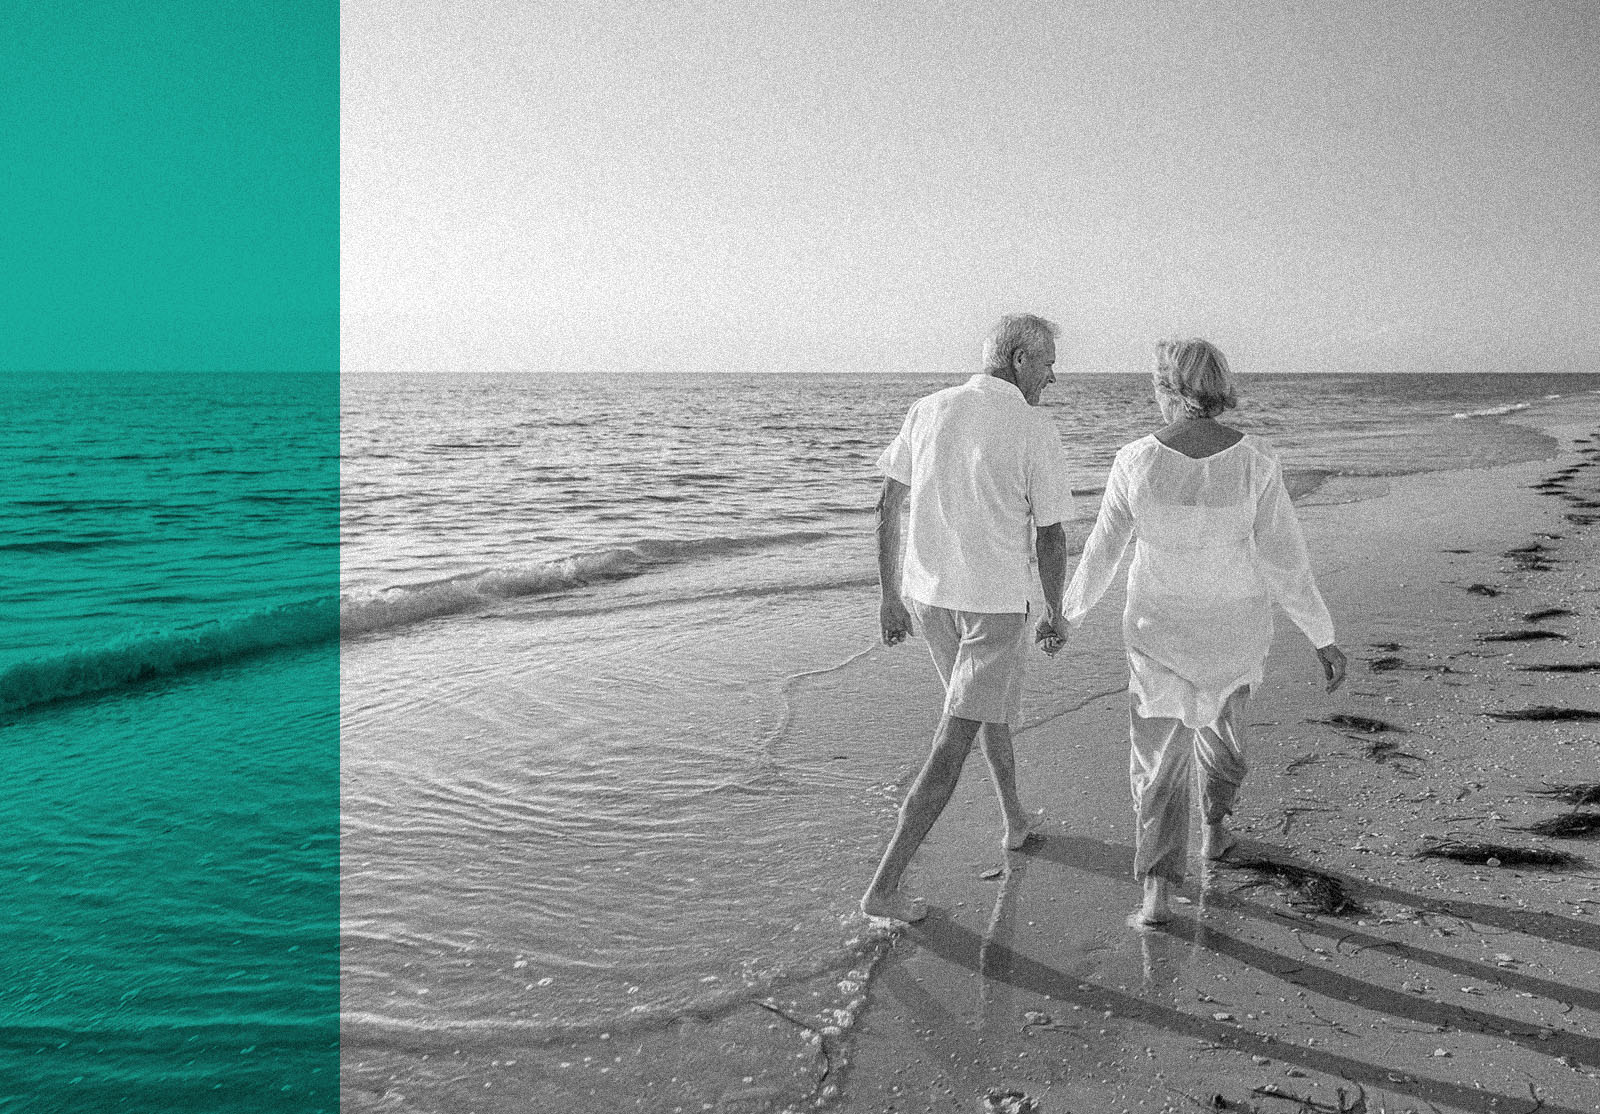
[1197,686,1250,859]
[1129,701,1193,921]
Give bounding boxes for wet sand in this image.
[834,400,1600,1113]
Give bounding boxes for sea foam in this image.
[1454,400,1539,419]
[340,531,830,638]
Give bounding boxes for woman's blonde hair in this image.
[1153,338,1237,419]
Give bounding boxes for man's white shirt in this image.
[877,374,1076,614]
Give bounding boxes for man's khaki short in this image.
[910,601,1028,725]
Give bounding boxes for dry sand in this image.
[829,399,1600,1114]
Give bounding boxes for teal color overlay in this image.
[1,5,336,1112]
[0,3,337,373]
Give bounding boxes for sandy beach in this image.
[830,397,1600,1114]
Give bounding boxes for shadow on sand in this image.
[891,833,1597,1114]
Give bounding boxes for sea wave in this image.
[1,532,842,715]
[1454,400,1540,419]
[340,531,833,639]
[0,598,337,716]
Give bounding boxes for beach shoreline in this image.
[337,382,1600,1114]
[829,393,1600,1113]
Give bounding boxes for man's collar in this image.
[969,373,1026,401]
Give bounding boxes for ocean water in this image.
[0,372,338,1112]
[336,371,1592,1112]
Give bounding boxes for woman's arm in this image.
[1061,455,1135,626]
[1256,460,1345,691]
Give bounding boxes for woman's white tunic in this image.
[1062,434,1334,728]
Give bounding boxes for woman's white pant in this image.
[1128,686,1250,884]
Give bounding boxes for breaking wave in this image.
[2,531,835,715]
[340,531,832,639]
[1455,401,1538,419]
[0,599,337,716]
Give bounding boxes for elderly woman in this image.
[1058,339,1346,926]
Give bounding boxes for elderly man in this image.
[861,314,1076,923]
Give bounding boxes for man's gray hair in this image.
[1152,338,1238,419]
[981,314,1060,374]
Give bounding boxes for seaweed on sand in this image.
[1416,841,1578,867]
[1366,656,1407,672]
[1485,705,1600,722]
[1222,855,1361,915]
[1515,661,1600,673]
[1523,608,1575,622]
[1465,583,1500,596]
[1325,713,1401,734]
[1505,543,1558,570]
[1532,783,1600,806]
[1362,738,1421,764]
[1514,812,1600,838]
[1476,630,1569,642]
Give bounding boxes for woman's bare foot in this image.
[860,888,928,923]
[1003,810,1043,851]
[1136,877,1172,926]
[1201,821,1237,861]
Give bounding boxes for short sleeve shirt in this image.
[877,374,1076,613]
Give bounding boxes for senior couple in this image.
[861,313,1348,928]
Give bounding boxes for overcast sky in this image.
[341,0,1598,376]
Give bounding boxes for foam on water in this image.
[339,530,832,637]
[1455,400,1538,418]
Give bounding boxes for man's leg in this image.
[978,722,1038,849]
[860,714,982,921]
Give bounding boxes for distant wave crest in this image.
[0,599,337,716]
[1454,400,1540,419]
[340,531,832,639]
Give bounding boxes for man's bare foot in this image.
[860,889,928,923]
[1003,810,1043,851]
[1135,877,1172,926]
[1201,822,1237,861]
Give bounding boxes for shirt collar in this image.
[968,373,1026,403]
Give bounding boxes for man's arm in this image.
[1034,522,1070,654]
[876,477,913,645]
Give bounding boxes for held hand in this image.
[1034,614,1070,656]
[880,596,913,647]
[1317,643,1347,693]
